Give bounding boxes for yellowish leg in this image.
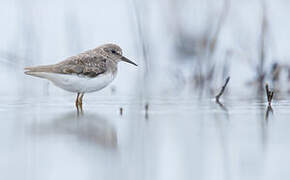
[78,93,84,113]
[75,93,80,114]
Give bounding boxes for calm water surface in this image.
[1,96,290,180]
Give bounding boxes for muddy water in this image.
[0,96,290,180]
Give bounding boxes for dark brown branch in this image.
[216,77,230,102]
[265,83,274,106]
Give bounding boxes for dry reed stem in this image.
[265,83,274,106]
[216,77,230,102]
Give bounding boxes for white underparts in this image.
[28,72,116,93]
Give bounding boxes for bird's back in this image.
[25,48,108,78]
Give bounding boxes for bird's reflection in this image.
[30,112,117,149]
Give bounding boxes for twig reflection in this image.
[216,100,229,120]
[265,105,273,123]
[216,100,228,113]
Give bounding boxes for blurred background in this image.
[1,0,290,98]
[1,0,290,180]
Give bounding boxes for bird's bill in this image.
[120,56,138,66]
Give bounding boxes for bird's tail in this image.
[24,65,54,72]
[24,65,55,78]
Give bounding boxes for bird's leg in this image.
[79,93,84,106]
[75,93,80,114]
[78,93,84,113]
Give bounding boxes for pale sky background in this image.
[1,0,290,96]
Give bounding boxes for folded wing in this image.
[24,53,107,78]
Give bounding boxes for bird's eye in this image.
[111,50,117,54]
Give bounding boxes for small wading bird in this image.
[24,43,137,113]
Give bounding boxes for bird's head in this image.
[100,43,137,66]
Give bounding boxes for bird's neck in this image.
[106,60,118,75]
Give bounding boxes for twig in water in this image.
[216,77,230,102]
[265,84,274,106]
[145,103,149,120]
[120,107,123,116]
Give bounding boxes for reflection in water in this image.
[30,112,117,149]
[216,101,228,112]
[216,101,229,120]
[262,105,273,154]
[3,97,290,180]
[261,103,274,157]
[265,105,273,122]
[214,104,230,180]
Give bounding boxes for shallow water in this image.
[1,95,290,180]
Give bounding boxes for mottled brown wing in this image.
[81,60,107,78]
[25,55,106,78]
[58,53,107,78]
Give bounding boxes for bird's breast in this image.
[81,72,116,93]
[43,71,116,93]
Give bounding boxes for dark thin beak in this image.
[120,56,138,66]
